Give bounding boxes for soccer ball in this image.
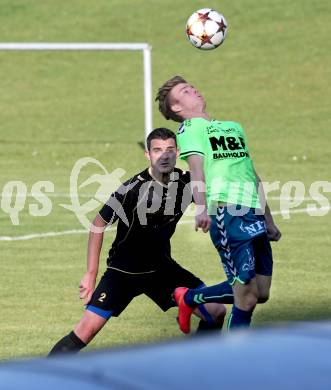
[186,8,228,50]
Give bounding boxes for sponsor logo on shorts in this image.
[242,249,255,271]
[239,220,266,237]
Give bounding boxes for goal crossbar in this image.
[0,42,153,140]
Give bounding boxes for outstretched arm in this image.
[187,154,211,233]
[79,214,107,304]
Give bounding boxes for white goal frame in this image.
[0,42,153,140]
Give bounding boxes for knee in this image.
[84,321,101,337]
[240,294,258,311]
[214,304,227,323]
[205,303,227,323]
[74,320,97,343]
[74,313,106,343]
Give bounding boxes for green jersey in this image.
[177,117,260,211]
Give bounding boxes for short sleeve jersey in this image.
[177,118,260,210]
[98,168,192,273]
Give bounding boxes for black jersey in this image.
[99,168,192,273]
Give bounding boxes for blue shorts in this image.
[210,206,273,285]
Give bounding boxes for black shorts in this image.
[86,260,204,319]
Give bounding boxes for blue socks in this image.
[184,281,234,306]
[227,305,253,330]
[183,284,253,331]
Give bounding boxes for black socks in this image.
[48,331,86,356]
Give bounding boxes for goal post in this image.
[0,42,153,142]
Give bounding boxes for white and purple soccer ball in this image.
[186,8,228,50]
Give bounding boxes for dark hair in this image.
[155,75,187,123]
[146,127,177,151]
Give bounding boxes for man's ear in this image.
[171,102,182,115]
[145,150,151,161]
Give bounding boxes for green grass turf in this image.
[0,0,330,360]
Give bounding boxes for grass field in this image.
[0,0,330,360]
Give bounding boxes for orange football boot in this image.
[173,287,197,334]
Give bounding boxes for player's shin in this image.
[184,281,234,306]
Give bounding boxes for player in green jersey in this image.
[156,76,281,332]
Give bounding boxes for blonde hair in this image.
[155,76,187,123]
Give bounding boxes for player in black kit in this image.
[49,128,226,355]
